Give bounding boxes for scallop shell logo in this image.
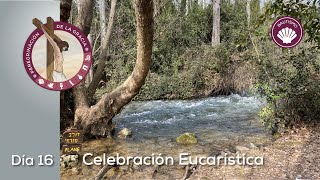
[277,27,297,44]
[271,16,303,48]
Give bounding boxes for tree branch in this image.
[88,55,111,98]
[95,0,154,116]
[87,0,117,99]
[95,165,113,180]
[74,0,153,137]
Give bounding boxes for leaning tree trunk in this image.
[72,0,154,137]
[212,0,220,46]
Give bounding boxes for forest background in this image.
[61,0,320,136]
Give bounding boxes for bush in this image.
[257,47,320,132]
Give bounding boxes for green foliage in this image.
[220,0,247,49]
[151,1,212,74]
[257,47,320,131]
[256,0,320,131]
[94,0,257,101]
[94,0,320,132]
[258,104,275,129]
[262,0,320,48]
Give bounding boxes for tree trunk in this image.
[71,0,95,112]
[246,0,251,28]
[261,0,269,13]
[87,0,117,99]
[60,0,73,132]
[180,0,186,15]
[76,0,94,36]
[153,0,161,17]
[73,0,154,137]
[186,0,191,15]
[60,0,72,22]
[100,0,106,31]
[85,34,94,86]
[212,0,220,46]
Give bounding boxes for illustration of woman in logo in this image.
[40,22,69,82]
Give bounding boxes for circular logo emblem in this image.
[271,16,303,48]
[23,21,92,91]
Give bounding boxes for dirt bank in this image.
[189,125,320,180]
[61,124,320,180]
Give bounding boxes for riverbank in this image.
[60,125,320,179]
[60,96,319,179]
[189,124,320,180]
[60,95,271,179]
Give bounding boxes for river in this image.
[84,94,271,157]
[62,94,272,179]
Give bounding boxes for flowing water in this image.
[62,95,272,179]
[82,94,271,157]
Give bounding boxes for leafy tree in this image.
[257,0,320,132]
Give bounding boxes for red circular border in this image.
[271,16,304,48]
[23,22,92,91]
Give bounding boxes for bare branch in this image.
[93,31,102,54]
[95,165,113,180]
[93,45,102,56]
[87,0,117,98]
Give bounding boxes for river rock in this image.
[249,143,258,149]
[118,128,132,139]
[235,145,250,153]
[224,148,232,154]
[176,133,198,145]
